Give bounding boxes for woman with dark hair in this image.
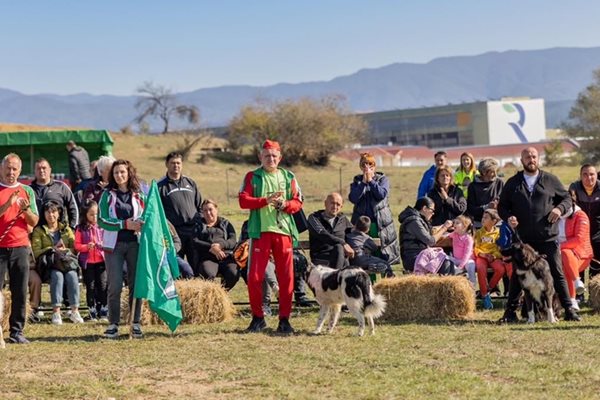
[32,201,83,325]
[467,157,504,228]
[427,165,466,226]
[398,197,453,272]
[191,199,239,290]
[348,153,400,265]
[98,159,145,339]
[455,152,477,198]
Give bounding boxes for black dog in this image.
[506,242,558,323]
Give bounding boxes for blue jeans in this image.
[50,269,80,308]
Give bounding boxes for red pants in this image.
[248,232,294,318]
[561,249,591,297]
[475,256,512,296]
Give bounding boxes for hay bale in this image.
[121,279,236,326]
[374,275,475,321]
[2,290,10,333]
[588,275,600,312]
[2,291,31,333]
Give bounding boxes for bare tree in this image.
[134,81,200,134]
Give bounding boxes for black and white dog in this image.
[0,291,5,348]
[507,242,558,323]
[306,264,386,336]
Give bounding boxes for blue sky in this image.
[1,1,599,96]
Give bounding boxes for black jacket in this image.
[68,146,92,183]
[498,170,571,243]
[427,184,467,226]
[30,179,79,229]
[192,217,237,261]
[398,206,436,271]
[569,180,600,243]
[348,172,400,264]
[157,175,202,233]
[307,210,353,260]
[466,177,504,223]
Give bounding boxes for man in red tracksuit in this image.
[239,140,303,334]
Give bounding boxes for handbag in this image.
[53,250,80,273]
[293,208,309,234]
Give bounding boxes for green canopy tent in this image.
[0,129,113,177]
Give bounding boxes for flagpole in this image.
[129,296,138,340]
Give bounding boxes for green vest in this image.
[247,167,300,245]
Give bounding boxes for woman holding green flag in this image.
[98,159,146,339]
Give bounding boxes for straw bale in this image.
[589,275,600,312]
[122,279,236,326]
[2,290,31,332]
[374,275,475,321]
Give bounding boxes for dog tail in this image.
[364,293,386,319]
[355,272,386,318]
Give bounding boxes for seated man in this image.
[308,192,354,269]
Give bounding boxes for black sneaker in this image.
[104,324,119,339]
[564,308,582,322]
[8,333,30,344]
[498,310,519,324]
[246,316,266,333]
[131,323,144,339]
[383,269,396,279]
[276,318,294,334]
[295,297,312,307]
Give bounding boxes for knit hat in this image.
[359,152,375,167]
[262,140,281,151]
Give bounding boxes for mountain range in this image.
[2,46,600,131]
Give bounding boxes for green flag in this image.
[134,180,183,332]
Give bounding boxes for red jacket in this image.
[561,209,593,260]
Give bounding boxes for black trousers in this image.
[311,244,346,269]
[0,246,30,336]
[82,262,107,309]
[197,257,240,290]
[505,240,572,312]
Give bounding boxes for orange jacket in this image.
[561,209,593,260]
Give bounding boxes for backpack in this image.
[233,240,250,269]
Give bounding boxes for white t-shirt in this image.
[523,172,539,192]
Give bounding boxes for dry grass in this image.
[375,275,475,321]
[121,280,236,326]
[588,275,600,312]
[0,122,86,132]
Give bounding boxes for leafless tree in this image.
[134,81,200,134]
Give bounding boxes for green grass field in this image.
[1,133,598,399]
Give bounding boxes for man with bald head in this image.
[498,147,581,322]
[239,139,303,334]
[308,192,354,269]
[0,153,39,344]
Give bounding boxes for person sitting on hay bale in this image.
[191,199,239,290]
[346,216,395,277]
[399,196,453,273]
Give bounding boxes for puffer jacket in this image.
[349,172,400,264]
[398,206,436,271]
[561,208,593,260]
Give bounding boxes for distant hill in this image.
[1,47,598,131]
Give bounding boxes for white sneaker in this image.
[51,312,63,325]
[69,310,84,324]
[575,279,585,296]
[571,298,581,311]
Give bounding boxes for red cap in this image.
[262,139,281,151]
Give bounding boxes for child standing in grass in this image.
[474,209,511,310]
[75,200,108,321]
[447,215,476,287]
